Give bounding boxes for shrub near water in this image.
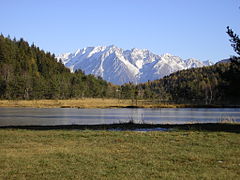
[0,130,239,179]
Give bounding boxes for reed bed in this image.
[0,99,239,108]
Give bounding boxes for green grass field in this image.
[0,129,239,179]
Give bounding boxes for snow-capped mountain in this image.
[57,46,213,85]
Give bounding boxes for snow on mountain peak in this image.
[161,53,173,57]
[74,49,81,56]
[57,46,214,85]
[203,60,214,66]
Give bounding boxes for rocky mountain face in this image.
[57,45,213,85]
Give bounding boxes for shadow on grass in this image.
[0,122,240,133]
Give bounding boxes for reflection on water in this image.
[0,108,240,126]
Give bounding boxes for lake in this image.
[0,107,240,127]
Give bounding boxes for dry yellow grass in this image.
[0,99,134,108]
[0,99,232,108]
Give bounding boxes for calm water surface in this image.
[0,108,240,126]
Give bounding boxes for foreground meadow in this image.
[0,129,239,179]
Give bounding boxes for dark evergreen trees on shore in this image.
[0,35,117,99]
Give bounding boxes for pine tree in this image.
[227,26,240,56]
[225,26,240,103]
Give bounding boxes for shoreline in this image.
[1,123,240,133]
[0,99,239,109]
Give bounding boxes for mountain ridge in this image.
[57,45,214,85]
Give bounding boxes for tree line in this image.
[0,35,118,99]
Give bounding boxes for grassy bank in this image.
[0,99,132,108]
[0,99,239,108]
[0,128,239,179]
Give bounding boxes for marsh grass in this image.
[0,129,239,179]
[0,99,133,108]
[218,115,237,124]
[1,99,239,108]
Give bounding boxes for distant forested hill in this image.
[134,62,239,104]
[0,35,117,99]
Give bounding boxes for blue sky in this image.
[1,0,240,62]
